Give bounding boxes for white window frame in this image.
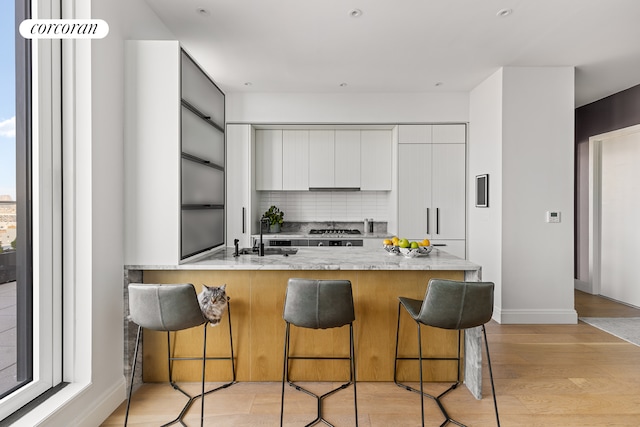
[0,0,63,419]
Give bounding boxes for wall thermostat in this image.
[546,211,561,223]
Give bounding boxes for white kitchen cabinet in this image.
[398,124,432,144]
[431,240,466,259]
[431,144,466,239]
[282,130,309,190]
[335,130,361,188]
[124,40,225,264]
[433,124,466,144]
[361,130,392,190]
[398,124,466,258]
[255,129,283,191]
[226,124,252,248]
[398,143,432,237]
[256,127,391,191]
[308,130,335,188]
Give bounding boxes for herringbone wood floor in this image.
[102,291,640,426]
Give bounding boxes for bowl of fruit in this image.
[383,237,432,257]
[382,238,400,255]
[399,244,433,258]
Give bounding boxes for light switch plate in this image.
[546,211,561,223]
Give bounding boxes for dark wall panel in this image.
[576,84,640,145]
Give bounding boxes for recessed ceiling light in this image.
[196,7,210,16]
[348,9,362,18]
[339,83,348,87]
[496,8,513,17]
[244,82,252,86]
[435,82,444,87]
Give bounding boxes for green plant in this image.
[262,205,284,226]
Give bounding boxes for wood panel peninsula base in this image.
[126,247,484,398]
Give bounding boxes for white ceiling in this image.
[144,0,640,107]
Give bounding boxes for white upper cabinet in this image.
[335,130,361,189]
[308,130,335,188]
[361,130,392,191]
[254,126,392,191]
[398,124,432,144]
[255,129,283,191]
[282,130,309,190]
[432,124,466,144]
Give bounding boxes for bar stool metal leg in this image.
[199,297,237,398]
[280,322,358,427]
[124,325,142,427]
[482,325,501,427]
[394,301,464,427]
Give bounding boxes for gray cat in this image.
[197,284,227,326]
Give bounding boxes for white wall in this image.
[17,1,175,425]
[469,67,577,324]
[468,69,503,309]
[227,92,469,123]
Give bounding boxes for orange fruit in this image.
[422,238,431,246]
[383,239,393,245]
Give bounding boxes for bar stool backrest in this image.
[129,283,206,331]
[418,279,494,330]
[283,279,355,329]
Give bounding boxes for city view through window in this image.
[0,0,20,397]
[0,1,17,239]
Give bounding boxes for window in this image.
[0,0,30,399]
[0,0,61,420]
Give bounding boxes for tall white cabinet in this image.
[125,40,225,264]
[226,124,253,248]
[398,124,466,258]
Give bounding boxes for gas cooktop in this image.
[309,229,362,235]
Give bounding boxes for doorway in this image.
[589,124,640,307]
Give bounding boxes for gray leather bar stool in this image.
[125,283,236,427]
[280,278,358,427]
[394,279,500,427]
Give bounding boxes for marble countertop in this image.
[127,246,480,271]
[252,233,392,239]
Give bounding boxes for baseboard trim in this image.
[493,307,578,324]
[12,377,127,427]
[574,279,592,294]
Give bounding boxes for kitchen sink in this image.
[238,247,298,256]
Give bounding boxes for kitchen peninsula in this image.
[126,247,485,398]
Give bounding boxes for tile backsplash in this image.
[258,191,390,222]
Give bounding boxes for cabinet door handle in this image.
[426,208,430,234]
[436,208,440,235]
[242,207,246,233]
